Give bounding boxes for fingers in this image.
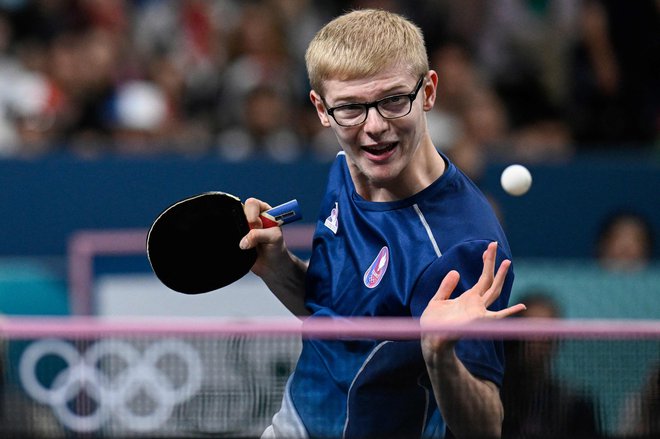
[244,197,273,229]
[432,270,460,302]
[476,242,498,293]
[240,198,277,250]
[482,258,511,306]
[489,303,527,319]
[239,227,282,250]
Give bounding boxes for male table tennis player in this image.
[239,9,525,439]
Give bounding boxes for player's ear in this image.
[422,71,438,111]
[310,90,331,127]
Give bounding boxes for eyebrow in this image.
[330,83,412,105]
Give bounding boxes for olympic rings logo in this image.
[19,338,203,433]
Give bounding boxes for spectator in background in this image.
[450,86,510,183]
[216,84,303,162]
[618,362,660,438]
[0,70,67,157]
[568,0,659,150]
[144,53,213,156]
[426,33,573,184]
[0,8,71,157]
[213,2,308,161]
[109,80,169,155]
[15,1,130,156]
[470,0,580,107]
[468,0,579,165]
[427,40,500,183]
[131,0,235,155]
[217,2,303,129]
[275,0,341,162]
[596,210,655,273]
[501,291,600,438]
[0,0,656,159]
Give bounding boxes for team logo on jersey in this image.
[363,246,389,288]
[324,202,339,234]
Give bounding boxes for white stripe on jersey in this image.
[414,204,442,257]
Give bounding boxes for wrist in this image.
[421,335,458,368]
[257,250,305,283]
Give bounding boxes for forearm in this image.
[423,341,503,438]
[258,250,310,318]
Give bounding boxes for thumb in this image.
[239,231,253,250]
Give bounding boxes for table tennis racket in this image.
[147,192,301,294]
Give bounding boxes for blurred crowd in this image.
[0,0,657,174]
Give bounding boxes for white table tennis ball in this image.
[500,164,532,196]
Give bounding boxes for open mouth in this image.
[362,142,397,156]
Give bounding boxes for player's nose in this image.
[362,106,388,135]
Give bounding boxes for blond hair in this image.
[305,9,429,94]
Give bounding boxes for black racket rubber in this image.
[147,193,257,294]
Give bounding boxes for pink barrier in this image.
[3,316,660,340]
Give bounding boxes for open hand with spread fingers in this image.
[420,242,527,352]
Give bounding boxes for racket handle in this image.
[260,199,302,228]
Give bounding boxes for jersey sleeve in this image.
[409,240,515,386]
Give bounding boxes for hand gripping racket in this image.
[147,192,301,294]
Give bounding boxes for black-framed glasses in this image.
[322,76,425,127]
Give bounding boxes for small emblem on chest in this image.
[324,202,339,234]
[363,246,389,288]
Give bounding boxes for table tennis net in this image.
[0,317,658,438]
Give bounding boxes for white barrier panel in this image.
[67,225,315,315]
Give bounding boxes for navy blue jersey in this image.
[266,152,514,438]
